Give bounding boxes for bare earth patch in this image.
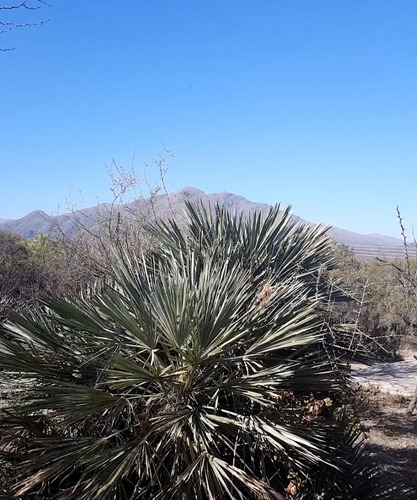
[349,356,417,499]
[362,394,417,496]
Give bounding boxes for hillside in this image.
[0,187,405,258]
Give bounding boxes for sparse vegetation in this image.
[0,203,405,499]
[0,231,82,329]
[327,242,417,360]
[1,194,417,498]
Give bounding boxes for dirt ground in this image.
[349,356,417,495]
[359,388,417,498]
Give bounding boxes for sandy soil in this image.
[350,356,417,396]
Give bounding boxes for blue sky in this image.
[1,1,416,238]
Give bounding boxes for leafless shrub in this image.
[52,149,175,280]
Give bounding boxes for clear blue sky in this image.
[1,0,416,238]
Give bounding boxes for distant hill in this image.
[0,187,405,259]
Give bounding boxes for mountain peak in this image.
[0,188,404,259]
[25,210,48,219]
[173,187,206,199]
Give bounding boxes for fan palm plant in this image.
[150,203,333,287]
[0,204,404,499]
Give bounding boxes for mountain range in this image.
[0,187,405,259]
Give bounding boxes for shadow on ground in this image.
[362,401,417,497]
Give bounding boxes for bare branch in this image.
[397,206,412,277]
[0,1,49,11]
[1,19,47,28]
[1,0,49,50]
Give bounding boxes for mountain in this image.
[0,210,56,239]
[0,187,405,259]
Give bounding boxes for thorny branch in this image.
[396,206,412,277]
